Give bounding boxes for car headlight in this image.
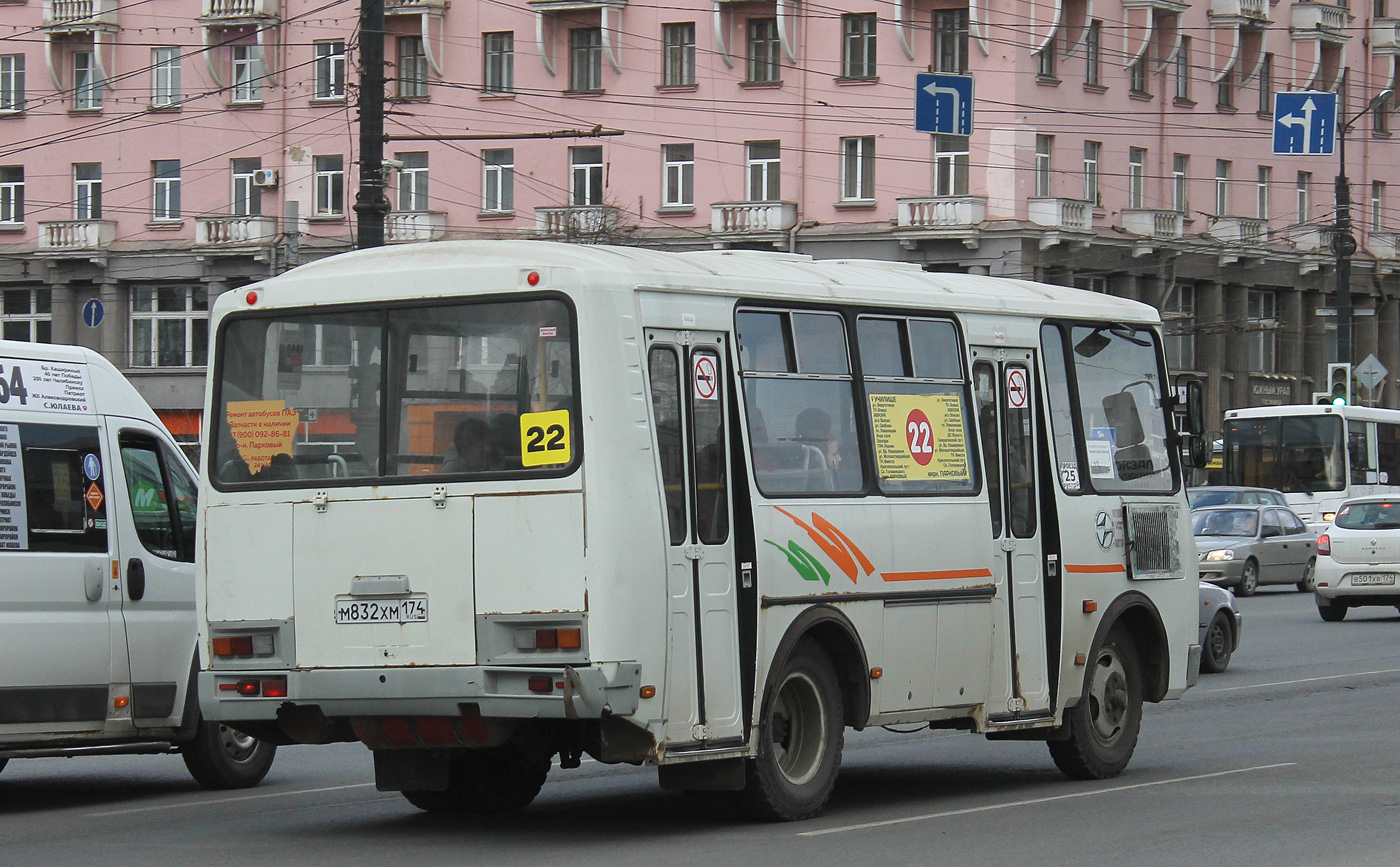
[1204,549,1235,561]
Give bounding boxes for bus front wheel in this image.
[1048,627,1143,780]
[733,640,844,821]
[402,745,550,814]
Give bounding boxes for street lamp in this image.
[1333,87,1394,366]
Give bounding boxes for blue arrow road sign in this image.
[915,73,974,136]
[82,298,104,328]
[1273,91,1336,155]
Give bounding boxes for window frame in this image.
[129,285,209,369]
[840,136,875,202]
[483,31,514,93]
[0,53,23,113]
[313,39,347,101]
[662,22,696,87]
[746,140,781,202]
[151,159,181,222]
[398,35,430,99]
[482,148,515,213]
[569,27,603,92]
[397,152,429,212]
[0,165,23,226]
[74,162,102,220]
[314,154,345,216]
[1,287,52,344]
[73,49,102,110]
[151,47,181,108]
[841,13,877,80]
[662,143,695,208]
[231,44,263,104]
[746,17,781,83]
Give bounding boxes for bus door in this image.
[646,331,745,747]
[972,350,1050,715]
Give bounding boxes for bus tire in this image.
[402,745,550,814]
[1048,626,1143,781]
[1236,560,1259,597]
[1317,600,1348,622]
[733,640,844,821]
[1199,613,1233,674]
[180,719,277,790]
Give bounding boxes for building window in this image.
[747,18,781,83]
[231,44,263,103]
[1258,53,1273,115]
[1297,172,1312,224]
[840,136,875,201]
[1246,289,1277,373]
[842,14,877,79]
[662,143,694,207]
[1377,93,1392,135]
[0,166,22,225]
[662,23,695,86]
[571,145,604,205]
[1035,135,1053,197]
[569,27,603,92]
[1085,21,1101,86]
[1162,283,1195,372]
[0,54,23,113]
[152,160,181,222]
[483,32,514,93]
[1214,159,1231,215]
[2,288,51,343]
[933,9,969,74]
[397,152,428,211]
[74,162,101,219]
[1217,67,1234,109]
[1127,147,1146,209]
[231,157,261,216]
[314,155,344,216]
[1173,154,1189,213]
[130,286,208,368]
[151,47,180,108]
[398,36,429,98]
[746,140,781,201]
[314,40,346,100]
[1257,165,1271,220]
[1129,54,1148,94]
[1083,140,1101,205]
[482,148,514,213]
[1372,181,1386,231]
[1174,37,1191,101]
[73,50,102,110]
[935,135,969,196]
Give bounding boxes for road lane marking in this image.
[1206,667,1400,693]
[798,763,1295,837]
[89,782,377,818]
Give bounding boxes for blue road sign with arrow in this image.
[1273,91,1336,155]
[82,298,104,328]
[915,73,974,136]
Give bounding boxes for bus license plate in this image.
[1350,573,1396,586]
[335,597,428,624]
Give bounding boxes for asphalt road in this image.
[3,588,1399,867]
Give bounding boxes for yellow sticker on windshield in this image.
[868,393,970,482]
[519,410,572,467]
[226,400,300,473]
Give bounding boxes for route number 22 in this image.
[519,409,572,467]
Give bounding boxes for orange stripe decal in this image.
[1064,564,1128,574]
[882,569,995,582]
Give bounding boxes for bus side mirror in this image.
[1185,380,1205,437]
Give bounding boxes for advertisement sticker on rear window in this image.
[0,357,91,413]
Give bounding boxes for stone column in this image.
[1198,281,1227,425]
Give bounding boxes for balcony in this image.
[38,219,115,251]
[386,211,447,243]
[1208,0,1270,23]
[1027,198,1091,231]
[1290,224,1328,253]
[385,0,448,12]
[1373,19,1400,55]
[1291,3,1349,41]
[1121,209,1185,239]
[710,201,798,235]
[1207,216,1267,245]
[535,205,625,239]
[200,0,279,20]
[1368,231,1400,259]
[42,0,118,30]
[1123,0,1189,13]
[896,196,986,229]
[195,215,278,247]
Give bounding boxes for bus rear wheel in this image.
[402,745,550,814]
[1048,627,1143,780]
[733,640,844,821]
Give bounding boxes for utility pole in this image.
[353,0,389,249]
[1332,86,1393,365]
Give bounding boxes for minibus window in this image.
[1,424,108,553]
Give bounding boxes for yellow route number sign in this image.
[519,410,572,467]
[868,393,970,482]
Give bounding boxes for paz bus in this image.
[196,241,1205,821]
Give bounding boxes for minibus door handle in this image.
[127,558,146,602]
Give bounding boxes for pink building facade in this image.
[3,0,1400,437]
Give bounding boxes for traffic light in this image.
[1327,362,1353,406]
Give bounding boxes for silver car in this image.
[1194,505,1318,596]
[1199,581,1242,673]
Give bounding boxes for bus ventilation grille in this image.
[1125,504,1182,580]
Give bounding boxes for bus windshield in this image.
[209,297,576,486]
[1224,415,1344,493]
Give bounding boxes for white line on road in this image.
[798,763,1296,837]
[1206,667,1400,693]
[88,782,378,818]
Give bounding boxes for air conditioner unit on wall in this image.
[252,169,279,187]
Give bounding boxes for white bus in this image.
[1223,404,1400,529]
[196,241,1204,820]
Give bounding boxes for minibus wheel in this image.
[733,640,844,821]
[402,745,550,814]
[181,719,277,789]
[1048,626,1142,780]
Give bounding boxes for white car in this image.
[1314,496,1400,622]
[1199,581,1242,673]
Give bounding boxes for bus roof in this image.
[1225,404,1400,422]
[222,241,1161,325]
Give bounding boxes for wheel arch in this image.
[1084,592,1170,703]
[766,604,871,730]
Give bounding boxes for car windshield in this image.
[1334,501,1400,530]
[1188,490,1241,508]
[1193,509,1258,537]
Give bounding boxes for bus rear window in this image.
[210,297,577,486]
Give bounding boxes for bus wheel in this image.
[733,640,844,821]
[1048,627,1142,780]
[402,745,550,814]
[1317,600,1348,622]
[1236,561,1260,597]
[1199,613,1233,674]
[181,719,277,789]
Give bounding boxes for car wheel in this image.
[1236,560,1259,597]
[402,745,551,814]
[1048,626,1143,780]
[1199,613,1233,674]
[1296,558,1317,593]
[1317,599,1348,622]
[180,719,277,790]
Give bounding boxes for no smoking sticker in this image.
[1006,368,1029,409]
[693,355,718,400]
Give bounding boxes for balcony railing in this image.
[386,211,447,243]
[896,196,986,229]
[39,219,116,250]
[43,0,118,28]
[1027,198,1091,231]
[385,0,447,12]
[1121,209,1185,239]
[200,0,279,19]
[1207,216,1267,245]
[1374,19,1400,54]
[1290,225,1328,253]
[710,201,798,234]
[535,205,624,239]
[1368,231,1400,259]
[1291,3,1349,40]
[1208,0,1270,22]
[195,215,278,246]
